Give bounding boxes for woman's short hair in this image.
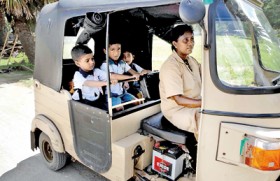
[171,24,194,50]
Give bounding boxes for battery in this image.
[152,141,185,180]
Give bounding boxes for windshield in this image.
[215,0,280,88]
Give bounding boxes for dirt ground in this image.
[0,70,37,176]
[0,69,33,85]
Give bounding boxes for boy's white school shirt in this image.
[72,68,106,101]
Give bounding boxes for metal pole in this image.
[105,13,113,116]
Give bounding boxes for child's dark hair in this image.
[71,44,92,61]
[109,36,122,46]
[122,46,134,55]
[171,24,194,50]
[102,37,122,49]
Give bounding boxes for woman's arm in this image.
[171,95,201,108]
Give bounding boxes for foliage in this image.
[216,35,280,86]
[216,36,254,86]
[263,0,280,36]
[0,52,33,70]
[1,0,33,19]
[1,0,57,32]
[1,0,57,19]
[0,0,57,65]
[259,39,280,71]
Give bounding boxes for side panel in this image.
[197,115,280,181]
[102,133,154,181]
[34,81,77,157]
[197,3,280,181]
[111,104,161,142]
[69,100,111,173]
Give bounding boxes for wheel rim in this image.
[42,140,53,162]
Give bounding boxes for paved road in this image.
[1,154,108,181]
[0,72,36,175]
[0,70,108,181]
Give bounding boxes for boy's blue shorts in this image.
[111,92,136,106]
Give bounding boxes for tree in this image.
[263,0,280,36]
[0,8,8,46]
[0,0,57,65]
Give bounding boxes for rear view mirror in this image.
[179,0,206,24]
[76,12,106,44]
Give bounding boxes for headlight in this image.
[241,135,280,171]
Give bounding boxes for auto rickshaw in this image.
[31,0,280,180]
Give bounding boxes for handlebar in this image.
[117,77,137,83]
[111,71,158,84]
[111,98,145,109]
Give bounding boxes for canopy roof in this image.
[58,0,180,9]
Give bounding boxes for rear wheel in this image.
[39,132,67,171]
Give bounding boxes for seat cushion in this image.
[141,112,192,144]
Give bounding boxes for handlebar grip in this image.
[117,77,137,83]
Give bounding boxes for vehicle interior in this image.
[61,4,183,118]
[59,4,197,174]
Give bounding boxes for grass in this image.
[259,40,280,71]
[0,52,33,71]
[0,52,33,87]
[216,35,280,86]
[216,36,254,85]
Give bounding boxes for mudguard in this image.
[31,115,64,152]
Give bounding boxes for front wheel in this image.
[39,132,67,171]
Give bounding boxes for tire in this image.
[39,132,67,171]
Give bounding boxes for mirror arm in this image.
[199,20,210,50]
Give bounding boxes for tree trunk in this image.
[0,8,8,46]
[13,18,35,65]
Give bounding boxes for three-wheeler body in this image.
[31,0,280,180]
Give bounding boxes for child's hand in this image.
[140,70,152,76]
[132,73,140,81]
[123,81,130,90]
[110,79,118,85]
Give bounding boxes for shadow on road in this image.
[0,154,108,181]
[0,70,33,85]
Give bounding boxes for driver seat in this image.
[141,112,193,144]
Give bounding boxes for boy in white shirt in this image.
[100,39,140,111]
[123,49,151,98]
[71,44,116,110]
